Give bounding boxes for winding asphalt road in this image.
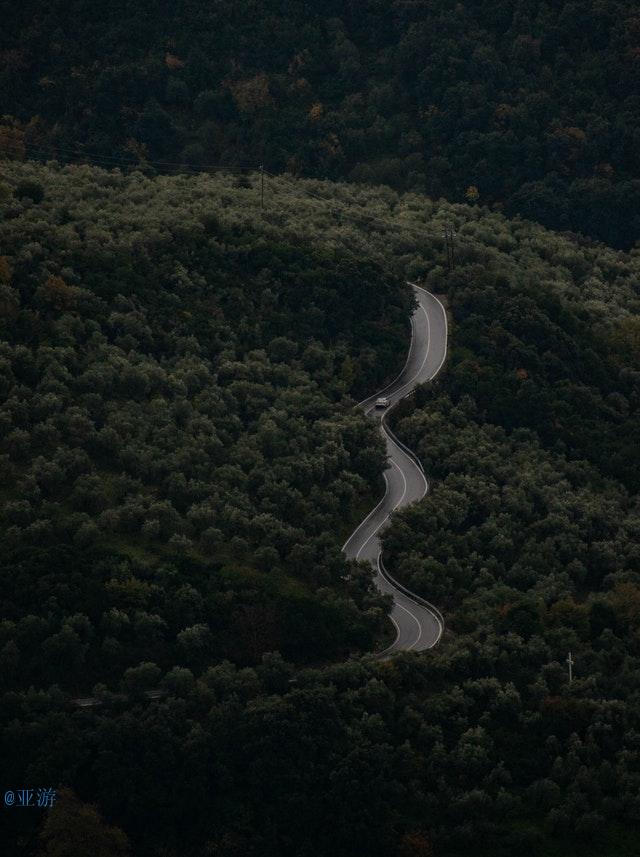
[342,285,448,655]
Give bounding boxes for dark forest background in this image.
[1,160,639,857]
[2,1,640,854]
[3,1,640,247]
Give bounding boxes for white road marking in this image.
[384,430,428,500]
[388,303,431,400]
[359,302,431,411]
[414,285,448,379]
[396,600,423,648]
[377,553,444,650]
[344,285,448,653]
[354,288,421,407]
[375,550,423,649]
[355,460,407,560]
[375,612,403,659]
[341,469,391,553]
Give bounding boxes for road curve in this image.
[342,285,447,655]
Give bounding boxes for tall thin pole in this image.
[567,651,574,683]
[449,223,456,270]
[260,163,264,209]
[444,223,455,272]
[442,223,451,274]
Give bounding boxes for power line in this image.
[264,167,448,246]
[1,139,459,256]
[0,137,257,173]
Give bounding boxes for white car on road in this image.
[375,396,390,409]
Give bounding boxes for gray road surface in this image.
[343,285,447,654]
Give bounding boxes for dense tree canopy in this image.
[383,227,640,856]
[3,2,640,247]
[0,161,417,692]
[2,161,640,856]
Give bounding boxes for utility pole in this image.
[442,223,456,273]
[449,222,456,270]
[442,226,449,273]
[567,651,574,683]
[260,163,264,210]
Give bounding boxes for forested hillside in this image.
[3,1,640,247]
[0,161,417,690]
[2,161,640,856]
[383,272,640,855]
